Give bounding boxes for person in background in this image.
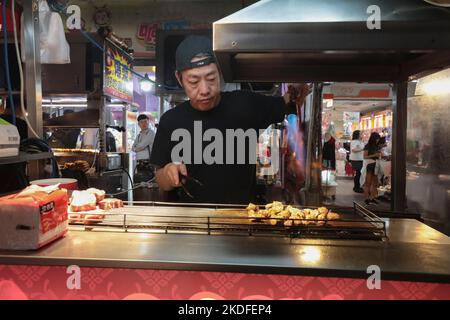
[0,96,28,141]
[132,114,155,182]
[350,130,364,193]
[322,132,336,171]
[0,97,28,194]
[364,132,382,205]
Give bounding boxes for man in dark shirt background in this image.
[0,97,28,141]
[0,96,29,194]
[150,36,306,204]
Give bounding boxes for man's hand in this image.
[283,83,311,106]
[155,162,188,191]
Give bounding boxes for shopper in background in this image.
[350,130,364,193]
[132,114,155,182]
[322,132,336,170]
[363,132,382,205]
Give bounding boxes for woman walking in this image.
[364,132,381,205]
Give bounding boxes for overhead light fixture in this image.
[419,78,450,96]
[140,73,154,93]
[423,0,450,7]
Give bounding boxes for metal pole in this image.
[303,83,323,206]
[23,0,42,138]
[23,0,43,181]
[392,82,408,212]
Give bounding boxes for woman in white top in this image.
[349,130,364,193]
[132,114,156,182]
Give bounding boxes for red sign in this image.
[137,23,159,45]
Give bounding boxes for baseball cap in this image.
[175,35,216,72]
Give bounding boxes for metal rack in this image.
[0,151,53,165]
[69,202,387,241]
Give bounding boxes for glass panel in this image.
[407,68,450,235]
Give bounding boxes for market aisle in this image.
[328,176,391,211]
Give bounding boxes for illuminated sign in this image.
[103,39,134,103]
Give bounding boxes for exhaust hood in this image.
[213,0,450,82]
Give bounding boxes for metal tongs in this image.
[179,174,203,199]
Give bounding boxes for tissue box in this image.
[0,189,68,250]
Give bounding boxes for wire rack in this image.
[69,201,387,241]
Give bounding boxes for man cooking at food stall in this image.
[151,35,309,204]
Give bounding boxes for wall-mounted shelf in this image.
[0,151,53,165]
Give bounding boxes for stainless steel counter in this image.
[0,218,449,283]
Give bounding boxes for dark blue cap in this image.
[175,35,216,72]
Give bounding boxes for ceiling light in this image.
[140,73,154,93]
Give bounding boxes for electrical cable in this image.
[122,167,134,188]
[12,0,40,138]
[3,0,16,126]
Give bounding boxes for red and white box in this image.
[0,187,68,250]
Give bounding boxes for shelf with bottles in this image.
[359,110,392,131]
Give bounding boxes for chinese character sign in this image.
[103,40,134,103]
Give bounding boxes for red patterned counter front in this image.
[1,265,449,300]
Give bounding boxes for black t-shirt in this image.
[364,143,379,157]
[150,91,285,204]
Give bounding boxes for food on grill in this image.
[246,203,259,211]
[258,209,271,218]
[69,191,97,212]
[284,219,293,227]
[277,210,290,219]
[86,188,106,203]
[64,160,90,172]
[245,201,340,226]
[248,209,264,219]
[266,201,284,215]
[327,212,340,220]
[98,198,123,210]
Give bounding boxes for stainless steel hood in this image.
[213,0,450,82]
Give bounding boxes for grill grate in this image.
[69,202,387,241]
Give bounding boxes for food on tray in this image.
[86,188,106,203]
[64,160,90,172]
[98,198,123,210]
[245,201,340,226]
[69,191,97,212]
[68,188,111,225]
[84,212,106,225]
